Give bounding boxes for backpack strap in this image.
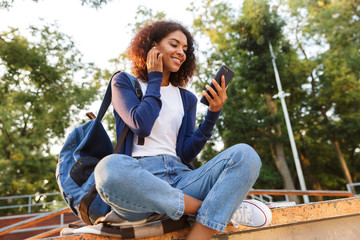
[80,71,144,225]
[79,185,98,225]
[96,71,121,121]
[91,71,144,152]
[123,72,143,100]
[118,72,145,147]
[80,72,115,224]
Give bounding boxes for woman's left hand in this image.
[202,75,228,112]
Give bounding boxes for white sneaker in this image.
[231,199,272,228]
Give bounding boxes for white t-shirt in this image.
[132,81,184,157]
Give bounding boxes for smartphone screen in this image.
[200,64,234,106]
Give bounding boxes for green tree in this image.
[191,0,315,201]
[0,24,100,212]
[284,0,360,190]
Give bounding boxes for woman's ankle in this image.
[186,222,216,240]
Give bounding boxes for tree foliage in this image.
[191,0,306,196]
[0,23,100,207]
[191,0,360,197]
[284,0,360,188]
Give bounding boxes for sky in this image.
[0,0,240,70]
[0,0,191,69]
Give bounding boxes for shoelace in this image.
[231,205,253,228]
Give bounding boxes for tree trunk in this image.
[298,153,324,201]
[333,140,355,193]
[270,141,299,203]
[320,109,355,193]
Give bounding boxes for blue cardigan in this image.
[111,71,221,166]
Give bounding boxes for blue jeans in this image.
[94,143,261,232]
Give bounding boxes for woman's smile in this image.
[156,30,188,74]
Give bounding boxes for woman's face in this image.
[155,30,188,74]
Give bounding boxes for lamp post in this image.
[269,41,310,204]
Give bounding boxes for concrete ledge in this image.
[268,196,360,226]
[44,197,360,240]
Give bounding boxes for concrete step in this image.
[216,196,360,240]
[37,197,360,239]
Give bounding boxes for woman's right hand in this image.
[146,47,163,73]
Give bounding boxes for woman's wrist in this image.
[148,71,163,83]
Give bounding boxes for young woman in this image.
[94,20,271,240]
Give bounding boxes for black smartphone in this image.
[200,64,234,106]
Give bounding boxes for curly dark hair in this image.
[127,20,196,87]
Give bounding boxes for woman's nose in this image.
[177,48,185,57]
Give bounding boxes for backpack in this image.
[56,71,143,225]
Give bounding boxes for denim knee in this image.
[232,143,262,175]
[94,154,137,193]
